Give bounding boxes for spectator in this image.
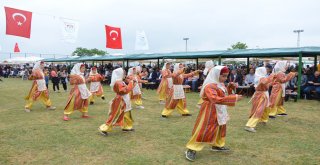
[245,68,256,95]
[51,67,60,92]
[60,69,68,92]
[44,68,49,89]
[303,71,320,99]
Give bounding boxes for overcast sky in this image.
[1,0,320,59]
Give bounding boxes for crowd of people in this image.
[6,59,317,162]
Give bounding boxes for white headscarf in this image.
[173,63,181,73]
[273,61,288,74]
[136,66,142,73]
[110,68,124,90]
[200,65,226,97]
[32,61,43,72]
[162,63,169,71]
[127,67,134,76]
[71,63,84,76]
[254,67,267,87]
[203,60,214,76]
[89,67,97,76]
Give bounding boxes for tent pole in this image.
[218,56,221,65]
[314,55,318,71]
[297,53,302,99]
[247,57,250,73]
[196,58,199,70]
[157,58,160,69]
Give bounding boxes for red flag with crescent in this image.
[105,25,122,49]
[14,43,20,52]
[5,7,32,38]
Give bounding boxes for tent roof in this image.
[43,46,320,62]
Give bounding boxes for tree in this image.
[228,42,248,50]
[72,47,107,56]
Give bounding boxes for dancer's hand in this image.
[237,95,243,101]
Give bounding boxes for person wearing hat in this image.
[185,66,242,161]
[157,62,172,104]
[63,63,91,121]
[98,68,137,136]
[24,61,56,112]
[87,66,105,105]
[245,67,274,133]
[161,63,201,118]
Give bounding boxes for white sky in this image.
[1,0,320,59]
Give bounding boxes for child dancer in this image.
[245,67,274,132]
[88,67,105,105]
[161,63,200,118]
[268,61,296,118]
[98,68,137,136]
[157,63,173,104]
[185,66,242,161]
[63,63,91,121]
[25,61,56,112]
[127,67,147,109]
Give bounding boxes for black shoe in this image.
[162,115,168,118]
[122,128,135,132]
[90,102,94,105]
[211,146,230,152]
[101,96,105,100]
[182,114,192,116]
[185,149,196,161]
[269,116,276,119]
[277,113,288,116]
[98,129,108,136]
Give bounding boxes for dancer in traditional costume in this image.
[268,61,296,118]
[185,66,242,161]
[25,61,56,112]
[126,67,147,109]
[87,67,105,105]
[157,63,173,104]
[197,60,214,107]
[161,63,200,118]
[63,63,91,121]
[244,67,274,132]
[98,68,137,136]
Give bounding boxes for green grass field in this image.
[0,78,319,165]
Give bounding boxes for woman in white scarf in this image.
[87,67,105,104]
[25,61,56,112]
[245,67,275,133]
[203,60,214,76]
[161,63,200,118]
[197,60,214,106]
[126,66,147,109]
[63,63,91,121]
[185,66,242,162]
[157,62,173,104]
[268,61,296,118]
[98,68,137,136]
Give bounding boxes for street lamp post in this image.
[183,38,189,53]
[293,29,304,47]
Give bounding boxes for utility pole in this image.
[183,38,189,53]
[293,29,304,47]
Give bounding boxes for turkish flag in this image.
[14,43,20,52]
[5,7,32,38]
[105,25,122,49]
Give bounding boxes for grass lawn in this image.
[0,78,319,165]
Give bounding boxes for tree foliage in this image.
[72,47,107,56]
[228,42,248,50]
